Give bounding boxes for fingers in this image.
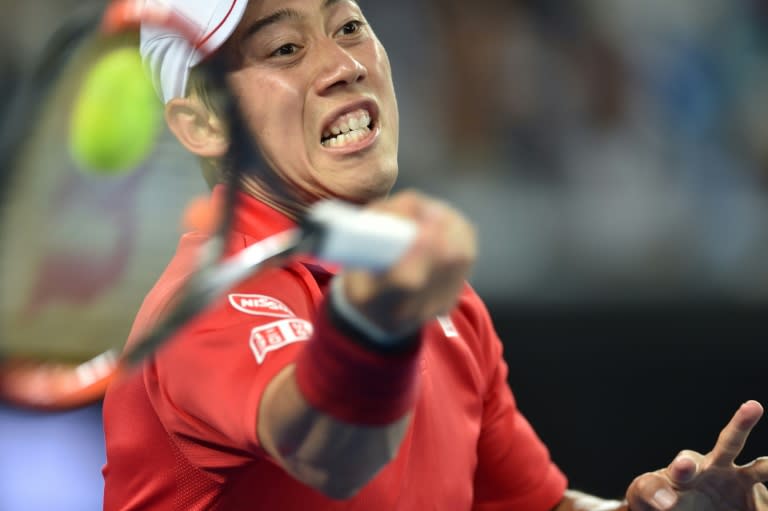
[387,195,475,319]
[667,450,702,485]
[626,402,766,511]
[369,190,444,221]
[341,190,476,332]
[743,457,768,483]
[711,401,764,467]
[382,193,474,291]
[754,484,768,506]
[626,472,679,511]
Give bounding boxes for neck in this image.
[239,175,308,221]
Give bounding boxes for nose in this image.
[313,40,367,95]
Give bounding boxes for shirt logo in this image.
[228,293,295,318]
[249,319,313,364]
[437,315,458,338]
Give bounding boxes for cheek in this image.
[371,43,399,133]
[230,74,309,161]
[231,73,304,137]
[374,43,394,88]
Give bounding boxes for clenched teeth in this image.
[322,109,373,147]
[322,127,372,147]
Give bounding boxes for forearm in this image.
[252,268,426,498]
[554,490,629,511]
[257,363,412,499]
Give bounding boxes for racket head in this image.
[0,0,294,410]
[0,0,420,410]
[0,4,212,409]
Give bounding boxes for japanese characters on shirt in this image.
[231,294,461,364]
[228,293,312,364]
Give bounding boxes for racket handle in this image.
[303,200,417,271]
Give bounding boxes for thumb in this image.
[626,472,679,511]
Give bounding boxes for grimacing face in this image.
[223,0,400,206]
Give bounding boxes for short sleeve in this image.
[144,264,320,472]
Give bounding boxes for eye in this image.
[270,43,299,58]
[337,20,366,37]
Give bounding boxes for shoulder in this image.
[125,232,208,347]
[214,262,321,328]
[451,283,497,344]
[127,231,321,348]
[445,283,504,379]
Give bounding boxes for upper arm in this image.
[149,265,413,498]
[146,266,316,470]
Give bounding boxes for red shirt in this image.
[102,189,567,510]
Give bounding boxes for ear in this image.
[164,97,228,158]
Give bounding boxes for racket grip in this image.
[302,200,417,271]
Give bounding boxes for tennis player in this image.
[101,0,768,509]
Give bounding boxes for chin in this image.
[338,175,396,204]
[363,168,398,200]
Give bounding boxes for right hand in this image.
[341,190,477,336]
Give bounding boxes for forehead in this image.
[238,0,359,23]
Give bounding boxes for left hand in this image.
[626,400,768,511]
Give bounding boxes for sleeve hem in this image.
[473,464,568,511]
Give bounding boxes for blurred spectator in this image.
[0,37,19,126]
[5,0,768,299]
[402,0,768,301]
[426,0,523,170]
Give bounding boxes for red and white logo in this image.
[228,294,295,318]
[249,318,313,364]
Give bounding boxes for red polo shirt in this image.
[102,188,567,510]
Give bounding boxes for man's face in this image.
[224,0,399,205]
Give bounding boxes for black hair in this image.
[186,58,227,117]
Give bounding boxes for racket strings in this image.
[0,0,411,411]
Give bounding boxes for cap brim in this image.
[140,0,250,103]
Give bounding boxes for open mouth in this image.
[320,108,376,148]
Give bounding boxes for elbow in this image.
[282,435,402,500]
[319,449,398,500]
[291,460,392,500]
[312,478,369,501]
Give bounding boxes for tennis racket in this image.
[0,0,415,411]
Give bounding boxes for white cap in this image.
[140,0,249,103]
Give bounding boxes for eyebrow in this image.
[242,0,358,40]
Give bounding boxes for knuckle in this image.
[432,243,474,273]
[396,188,423,203]
[444,252,475,273]
[375,189,423,216]
[631,473,653,495]
[628,471,665,500]
[398,188,422,199]
[389,268,429,294]
[626,476,652,510]
[674,449,699,462]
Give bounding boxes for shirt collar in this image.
[212,184,295,240]
[212,185,339,275]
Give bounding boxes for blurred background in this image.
[1,0,767,508]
